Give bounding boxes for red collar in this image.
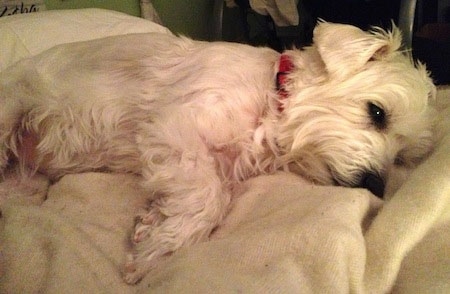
[276,54,294,112]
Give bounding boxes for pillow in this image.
[0,8,171,70]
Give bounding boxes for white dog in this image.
[0,22,435,283]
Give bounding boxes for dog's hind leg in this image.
[0,60,44,172]
[123,116,232,284]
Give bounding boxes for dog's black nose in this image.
[359,172,385,198]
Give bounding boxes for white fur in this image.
[0,22,436,283]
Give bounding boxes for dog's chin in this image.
[287,162,335,186]
[288,162,386,198]
[332,171,385,198]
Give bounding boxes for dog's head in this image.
[276,22,436,197]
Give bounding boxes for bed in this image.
[0,8,449,293]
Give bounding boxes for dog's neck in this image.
[276,54,294,112]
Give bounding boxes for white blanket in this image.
[0,9,449,293]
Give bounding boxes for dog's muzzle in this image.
[358,172,385,198]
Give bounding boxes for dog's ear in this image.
[313,21,402,79]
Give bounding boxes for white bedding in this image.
[0,8,170,71]
[0,9,449,293]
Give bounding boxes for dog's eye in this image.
[368,102,387,130]
[394,154,405,166]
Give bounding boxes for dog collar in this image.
[276,54,294,112]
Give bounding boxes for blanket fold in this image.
[0,173,147,294]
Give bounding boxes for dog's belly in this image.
[17,126,142,179]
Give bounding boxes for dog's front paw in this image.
[123,269,142,285]
[122,208,168,284]
[133,222,152,243]
[133,206,166,243]
[122,250,167,284]
[122,254,147,284]
[122,183,227,284]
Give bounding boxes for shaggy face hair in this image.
[0,22,435,283]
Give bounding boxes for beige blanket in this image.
[1,120,449,293]
[1,9,449,294]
